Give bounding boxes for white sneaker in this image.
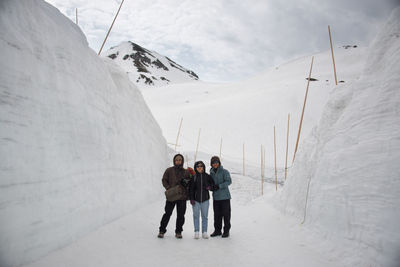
[194,232,200,239]
[202,232,209,239]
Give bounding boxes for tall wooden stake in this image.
[98,0,125,55]
[174,117,183,151]
[293,56,314,163]
[243,142,245,176]
[263,146,266,179]
[194,128,201,163]
[285,113,290,180]
[261,145,265,195]
[328,25,338,85]
[219,138,223,159]
[274,126,278,191]
[75,8,78,25]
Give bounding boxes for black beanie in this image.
[210,156,221,165]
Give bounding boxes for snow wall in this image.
[277,7,400,267]
[0,1,168,266]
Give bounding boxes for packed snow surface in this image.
[1,1,399,267]
[0,1,167,266]
[277,7,400,267]
[141,42,367,173]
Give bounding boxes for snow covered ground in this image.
[0,1,167,266]
[141,42,367,170]
[1,1,399,267]
[277,7,400,267]
[24,170,340,267]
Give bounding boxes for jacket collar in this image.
[211,165,224,174]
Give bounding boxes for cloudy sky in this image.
[45,0,398,82]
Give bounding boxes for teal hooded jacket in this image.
[210,165,232,200]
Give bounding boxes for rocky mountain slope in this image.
[104,41,199,88]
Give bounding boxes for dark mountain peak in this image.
[104,41,199,87]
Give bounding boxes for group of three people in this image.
[158,154,232,239]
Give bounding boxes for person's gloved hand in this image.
[190,200,195,205]
[213,184,219,191]
[180,178,190,187]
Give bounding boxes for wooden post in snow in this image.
[75,8,78,25]
[260,145,264,195]
[293,56,314,163]
[194,128,201,163]
[328,25,338,85]
[285,113,290,180]
[219,138,223,159]
[174,117,183,152]
[263,146,266,180]
[243,142,245,176]
[261,145,264,195]
[98,0,125,55]
[274,126,278,191]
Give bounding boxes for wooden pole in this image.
[285,113,290,180]
[328,25,338,85]
[98,0,125,55]
[174,117,183,152]
[75,8,78,25]
[261,145,264,195]
[194,128,201,163]
[274,126,278,191]
[243,142,245,176]
[219,138,223,159]
[293,56,314,163]
[263,146,266,180]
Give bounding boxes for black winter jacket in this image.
[189,172,215,203]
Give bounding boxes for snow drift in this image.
[278,7,400,267]
[0,1,168,266]
[142,44,367,171]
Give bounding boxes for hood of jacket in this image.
[173,153,184,168]
[194,160,206,174]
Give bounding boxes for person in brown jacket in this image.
[158,154,190,238]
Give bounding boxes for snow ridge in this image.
[0,1,168,266]
[278,7,400,267]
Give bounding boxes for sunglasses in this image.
[196,165,204,168]
[211,161,219,164]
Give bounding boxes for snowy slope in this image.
[277,7,400,267]
[23,173,341,267]
[142,43,367,177]
[0,1,168,266]
[104,41,199,88]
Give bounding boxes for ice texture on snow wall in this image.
[278,7,400,267]
[0,1,168,266]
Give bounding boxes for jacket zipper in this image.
[200,173,203,203]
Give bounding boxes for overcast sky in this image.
[45,0,398,82]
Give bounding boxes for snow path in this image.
[25,173,338,267]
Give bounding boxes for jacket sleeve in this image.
[218,169,232,189]
[189,178,195,200]
[162,168,170,190]
[207,174,215,187]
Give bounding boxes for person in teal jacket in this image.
[209,156,232,238]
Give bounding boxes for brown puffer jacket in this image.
[162,154,190,200]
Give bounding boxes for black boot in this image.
[222,232,229,238]
[210,231,222,237]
